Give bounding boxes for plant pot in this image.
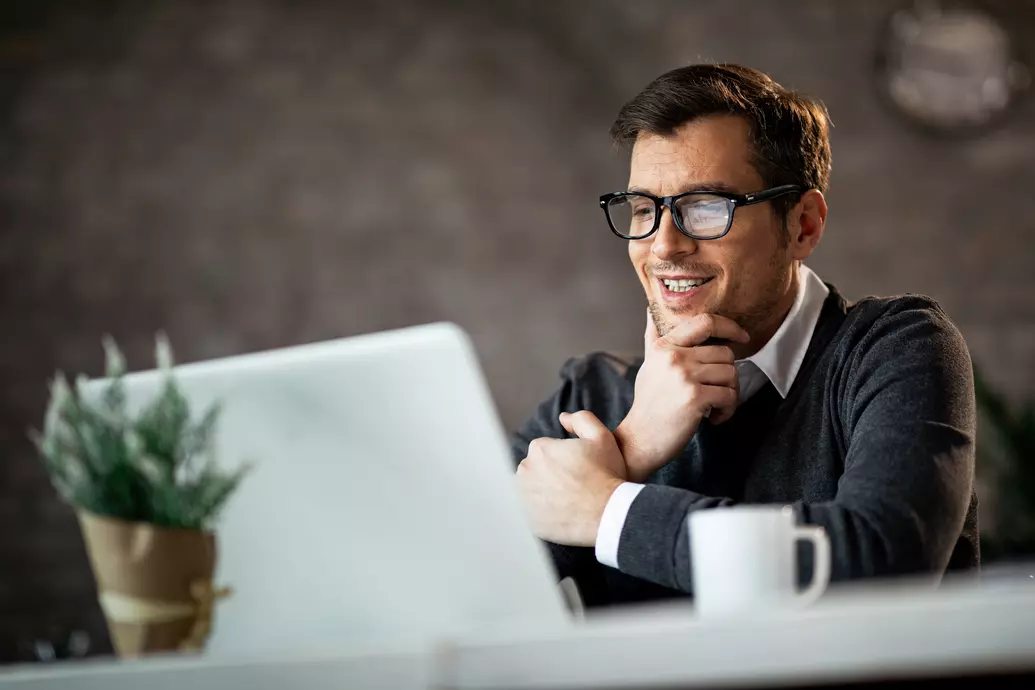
[77,511,228,658]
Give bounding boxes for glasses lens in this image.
[606,194,656,238]
[675,194,731,238]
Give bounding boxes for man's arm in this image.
[511,357,609,582]
[615,301,977,592]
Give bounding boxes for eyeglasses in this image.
[598,184,803,240]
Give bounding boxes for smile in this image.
[661,277,713,293]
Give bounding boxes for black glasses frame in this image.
[598,184,803,240]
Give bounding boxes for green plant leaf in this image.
[31,335,250,531]
[135,378,191,478]
[177,403,221,473]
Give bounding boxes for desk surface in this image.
[447,576,1035,689]
[3,575,1034,690]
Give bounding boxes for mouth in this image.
[659,276,713,293]
[655,275,715,306]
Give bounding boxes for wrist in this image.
[614,421,651,483]
[590,476,627,545]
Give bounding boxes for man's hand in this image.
[516,411,627,546]
[615,311,749,482]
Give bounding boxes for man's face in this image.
[627,115,797,338]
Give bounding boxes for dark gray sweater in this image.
[511,286,979,607]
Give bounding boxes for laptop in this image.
[77,322,570,657]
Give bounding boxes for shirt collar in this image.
[743,264,829,398]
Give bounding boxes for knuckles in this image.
[526,438,545,456]
[658,348,681,367]
[685,381,704,403]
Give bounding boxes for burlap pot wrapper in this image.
[78,511,231,657]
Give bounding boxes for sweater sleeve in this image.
[614,299,977,592]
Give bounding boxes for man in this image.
[513,64,979,607]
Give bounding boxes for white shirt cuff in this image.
[594,482,645,569]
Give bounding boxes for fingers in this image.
[697,363,738,424]
[710,406,735,425]
[694,345,736,364]
[522,437,548,463]
[519,436,560,472]
[660,314,750,349]
[708,372,740,425]
[644,308,659,349]
[693,363,737,387]
[696,383,738,414]
[524,410,610,465]
[559,410,609,441]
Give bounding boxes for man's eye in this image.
[632,207,654,218]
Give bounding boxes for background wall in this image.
[2,0,1034,658]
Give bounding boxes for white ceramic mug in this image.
[688,505,830,617]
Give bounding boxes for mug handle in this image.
[793,525,831,606]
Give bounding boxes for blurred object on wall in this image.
[874,0,1031,137]
[975,364,1035,562]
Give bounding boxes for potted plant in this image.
[31,335,250,657]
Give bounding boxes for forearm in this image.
[615,494,957,594]
[614,433,973,593]
[614,484,732,592]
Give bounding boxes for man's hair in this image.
[610,64,832,220]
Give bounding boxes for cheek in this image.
[719,226,783,297]
[628,242,651,290]
[709,241,757,298]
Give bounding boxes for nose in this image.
[650,207,698,262]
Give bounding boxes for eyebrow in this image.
[627,181,740,196]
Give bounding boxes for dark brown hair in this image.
[611,64,832,219]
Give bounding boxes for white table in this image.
[3,576,1034,689]
[0,643,435,690]
[446,576,1035,688]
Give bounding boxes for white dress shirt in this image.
[595,263,831,569]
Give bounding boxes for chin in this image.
[648,302,696,336]
[652,295,735,332]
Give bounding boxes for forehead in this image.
[627,115,763,195]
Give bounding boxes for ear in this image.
[786,189,827,261]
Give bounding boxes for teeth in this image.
[663,278,708,293]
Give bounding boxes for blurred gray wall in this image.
[2,0,1034,656]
